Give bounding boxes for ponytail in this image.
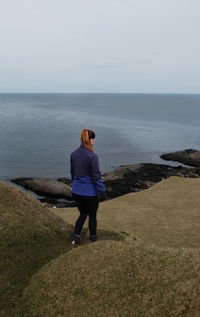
[80,129,95,152]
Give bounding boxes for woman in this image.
[70,129,106,245]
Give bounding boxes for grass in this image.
[0,181,126,316]
[1,177,200,316]
[21,241,200,317]
[52,177,200,248]
[0,181,74,316]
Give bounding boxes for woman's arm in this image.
[90,154,105,193]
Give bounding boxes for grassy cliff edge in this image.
[1,177,200,316]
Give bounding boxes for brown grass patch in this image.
[21,241,200,317]
[52,177,200,248]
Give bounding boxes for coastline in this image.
[10,149,200,207]
[1,93,200,184]
[2,150,200,316]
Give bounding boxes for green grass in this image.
[0,181,74,316]
[53,177,200,248]
[2,177,200,316]
[21,241,200,317]
[0,181,126,316]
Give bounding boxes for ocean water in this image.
[0,93,200,181]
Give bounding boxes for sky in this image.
[0,0,200,93]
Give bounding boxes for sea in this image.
[0,93,200,183]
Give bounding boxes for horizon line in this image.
[0,91,200,95]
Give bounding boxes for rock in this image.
[11,178,72,199]
[11,162,200,207]
[39,197,76,208]
[102,163,200,199]
[160,149,200,167]
[57,178,72,186]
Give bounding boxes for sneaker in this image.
[72,236,80,245]
[90,235,98,243]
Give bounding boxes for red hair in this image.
[80,129,95,152]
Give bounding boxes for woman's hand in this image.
[99,191,106,202]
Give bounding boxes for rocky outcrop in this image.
[161,149,200,167]
[101,163,200,199]
[12,162,200,207]
[12,178,72,199]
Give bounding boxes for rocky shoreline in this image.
[11,149,200,208]
[160,149,200,167]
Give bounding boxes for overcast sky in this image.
[0,0,199,93]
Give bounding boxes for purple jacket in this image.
[70,144,105,196]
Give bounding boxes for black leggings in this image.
[73,194,99,236]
